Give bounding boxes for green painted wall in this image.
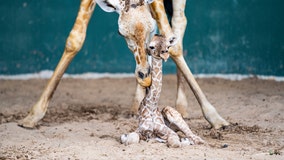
[0,0,283,76]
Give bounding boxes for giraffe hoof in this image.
[203,103,230,129]
[211,119,230,130]
[17,116,38,129]
[180,138,194,146]
[120,132,140,145]
[120,134,128,144]
[189,135,205,145]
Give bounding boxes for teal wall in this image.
[0,0,283,76]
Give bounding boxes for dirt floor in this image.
[0,75,283,159]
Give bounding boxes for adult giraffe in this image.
[18,0,229,129]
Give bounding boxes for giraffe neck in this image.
[143,57,163,110]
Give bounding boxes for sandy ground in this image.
[0,75,283,159]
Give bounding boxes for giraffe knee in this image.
[169,43,183,57]
[167,135,181,148]
[65,32,85,55]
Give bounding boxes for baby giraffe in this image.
[121,34,204,147]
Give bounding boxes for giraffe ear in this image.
[167,36,178,48]
[96,0,121,13]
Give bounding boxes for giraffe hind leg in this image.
[162,106,205,145]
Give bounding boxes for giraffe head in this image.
[96,0,156,87]
[148,34,178,62]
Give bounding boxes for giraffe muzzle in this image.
[137,67,150,79]
[136,67,152,87]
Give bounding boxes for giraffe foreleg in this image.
[170,0,190,119]
[18,0,95,128]
[172,56,230,129]
[151,0,229,129]
[150,0,189,119]
[130,83,146,115]
[171,0,230,129]
[176,69,190,118]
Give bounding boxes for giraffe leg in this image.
[176,67,189,118]
[152,110,181,148]
[154,122,181,148]
[130,83,146,115]
[150,0,229,129]
[162,106,205,145]
[173,56,230,129]
[151,0,189,119]
[170,0,189,119]
[18,0,95,128]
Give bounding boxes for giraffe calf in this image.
[121,35,204,147]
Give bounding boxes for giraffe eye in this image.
[149,46,155,50]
